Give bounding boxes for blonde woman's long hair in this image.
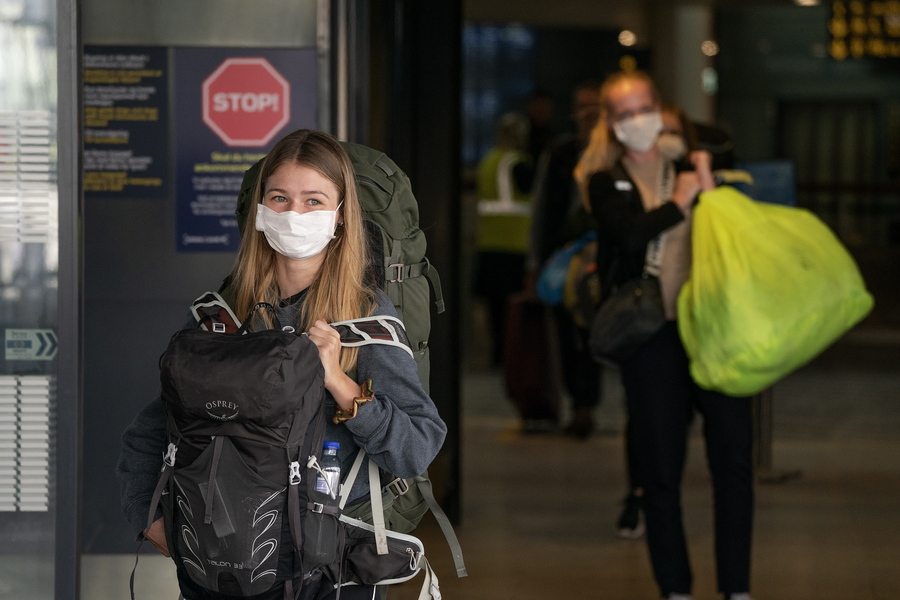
[230,129,375,372]
[573,70,660,210]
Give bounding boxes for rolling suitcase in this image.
[502,292,561,432]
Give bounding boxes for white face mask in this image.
[255,203,340,261]
[612,111,663,153]
[657,133,688,161]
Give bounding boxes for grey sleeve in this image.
[116,316,197,537]
[115,395,167,538]
[342,293,448,478]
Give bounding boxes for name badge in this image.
[614,180,633,191]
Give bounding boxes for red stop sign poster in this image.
[174,48,318,252]
[202,57,291,147]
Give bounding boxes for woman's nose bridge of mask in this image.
[610,103,657,123]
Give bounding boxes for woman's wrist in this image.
[333,380,375,424]
[326,371,363,411]
[669,197,692,217]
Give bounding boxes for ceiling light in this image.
[618,30,637,47]
[701,40,720,56]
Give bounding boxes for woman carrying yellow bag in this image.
[576,71,755,600]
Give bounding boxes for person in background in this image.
[528,80,603,439]
[575,71,755,600]
[524,89,556,163]
[611,100,703,539]
[659,101,699,166]
[474,112,535,367]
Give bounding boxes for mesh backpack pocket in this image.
[323,517,424,587]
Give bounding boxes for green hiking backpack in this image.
[234,141,445,395]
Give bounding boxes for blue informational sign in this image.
[733,160,797,207]
[174,47,318,252]
[83,46,169,198]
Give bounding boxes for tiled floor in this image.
[87,326,900,600]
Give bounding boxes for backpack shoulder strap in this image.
[332,315,415,358]
[368,458,390,555]
[190,291,242,333]
[412,474,467,578]
[190,291,416,352]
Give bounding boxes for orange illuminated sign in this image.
[829,0,900,59]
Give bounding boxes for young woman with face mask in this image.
[574,72,755,600]
[116,129,447,600]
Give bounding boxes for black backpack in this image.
[145,306,436,600]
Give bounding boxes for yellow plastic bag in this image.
[677,186,874,396]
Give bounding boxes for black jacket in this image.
[588,161,684,295]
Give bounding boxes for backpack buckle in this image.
[289,461,301,485]
[385,477,410,498]
[311,502,324,514]
[388,263,404,283]
[212,322,226,333]
[162,443,177,468]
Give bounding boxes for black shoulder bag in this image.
[589,162,674,365]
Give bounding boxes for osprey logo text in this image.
[206,400,240,421]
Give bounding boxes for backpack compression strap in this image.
[341,449,468,578]
[384,240,446,314]
[286,385,333,554]
[412,474,467,578]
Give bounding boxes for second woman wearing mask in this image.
[574,72,755,600]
